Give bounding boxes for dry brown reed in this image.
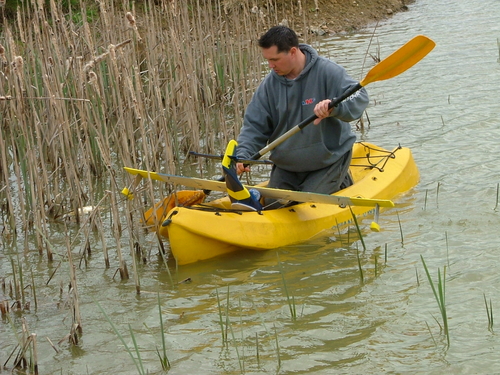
[0,0,318,280]
[4,317,39,374]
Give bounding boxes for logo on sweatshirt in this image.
[302,98,315,106]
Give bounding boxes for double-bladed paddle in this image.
[249,34,436,161]
[206,35,435,190]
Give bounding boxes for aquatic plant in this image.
[274,324,281,372]
[1,0,273,274]
[484,293,494,333]
[494,183,499,211]
[420,255,449,347]
[277,254,297,321]
[216,287,228,345]
[96,300,146,375]
[355,244,364,284]
[348,205,367,251]
[423,188,429,210]
[156,293,171,371]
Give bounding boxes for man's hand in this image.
[236,163,250,175]
[313,99,333,125]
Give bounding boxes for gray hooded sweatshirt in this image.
[236,44,369,172]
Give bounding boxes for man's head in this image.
[258,26,299,53]
[258,26,303,78]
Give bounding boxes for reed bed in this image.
[1,0,302,267]
[0,0,320,305]
[0,1,319,371]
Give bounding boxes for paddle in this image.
[123,166,396,207]
[248,34,436,161]
[201,34,434,194]
[221,140,262,211]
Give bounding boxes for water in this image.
[2,0,500,373]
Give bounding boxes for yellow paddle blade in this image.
[360,35,435,86]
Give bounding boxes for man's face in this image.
[261,45,296,76]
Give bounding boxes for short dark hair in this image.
[258,26,299,53]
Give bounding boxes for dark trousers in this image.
[268,149,353,195]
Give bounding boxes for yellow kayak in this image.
[139,142,419,265]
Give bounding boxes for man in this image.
[236,26,368,200]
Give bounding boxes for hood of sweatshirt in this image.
[270,44,318,87]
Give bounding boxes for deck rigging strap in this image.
[350,142,402,172]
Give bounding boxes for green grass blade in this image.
[95,300,145,375]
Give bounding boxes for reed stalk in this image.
[129,324,146,375]
[277,254,297,321]
[436,182,441,208]
[131,240,141,294]
[67,239,83,343]
[156,293,170,371]
[335,218,344,247]
[227,312,244,373]
[6,317,39,373]
[396,210,404,246]
[494,183,499,211]
[216,288,227,345]
[225,285,231,346]
[31,333,39,375]
[46,336,60,354]
[9,257,20,304]
[425,321,438,348]
[348,205,366,251]
[0,299,9,318]
[420,255,449,347]
[497,38,500,63]
[18,259,25,307]
[484,294,494,332]
[274,324,281,372]
[355,244,364,284]
[255,332,260,367]
[108,190,128,280]
[96,300,146,375]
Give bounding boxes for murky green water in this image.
[2,0,500,373]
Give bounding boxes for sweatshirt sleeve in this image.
[325,61,369,122]
[236,82,274,160]
[330,85,369,122]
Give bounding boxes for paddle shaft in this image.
[211,35,435,188]
[250,34,435,161]
[250,83,362,161]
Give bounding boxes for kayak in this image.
[124,34,436,265]
[127,142,419,265]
